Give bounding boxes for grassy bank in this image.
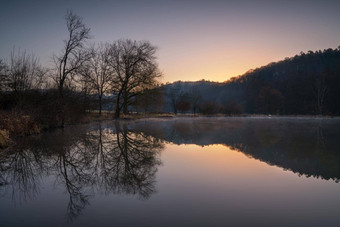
[0,109,87,149]
[0,111,175,149]
[0,111,41,148]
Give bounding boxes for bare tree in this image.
[53,11,91,96]
[51,11,91,126]
[80,43,112,115]
[108,39,162,118]
[7,48,45,92]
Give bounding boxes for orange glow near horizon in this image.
[160,143,329,188]
[162,143,276,175]
[1,1,339,84]
[158,42,339,83]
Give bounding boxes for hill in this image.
[158,47,340,115]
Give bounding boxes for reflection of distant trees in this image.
[0,122,163,221]
[134,118,340,182]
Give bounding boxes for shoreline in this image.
[1,112,338,149]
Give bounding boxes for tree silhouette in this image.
[52,11,91,126]
[80,43,112,115]
[109,39,162,118]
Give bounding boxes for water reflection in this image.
[0,144,43,203]
[133,117,340,182]
[0,122,163,221]
[0,117,339,224]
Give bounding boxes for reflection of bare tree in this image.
[0,122,163,221]
[54,122,163,221]
[0,143,44,203]
[55,150,92,222]
[82,122,163,199]
[112,122,163,198]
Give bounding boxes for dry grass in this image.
[0,129,11,148]
[0,111,41,137]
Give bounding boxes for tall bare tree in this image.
[53,11,91,96]
[80,44,112,115]
[108,39,162,118]
[52,11,91,126]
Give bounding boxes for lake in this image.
[1,117,340,226]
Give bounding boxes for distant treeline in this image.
[1,46,340,138]
[0,11,339,145]
[157,47,340,115]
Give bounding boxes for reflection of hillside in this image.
[134,117,340,182]
[0,122,163,221]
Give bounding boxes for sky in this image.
[0,0,339,83]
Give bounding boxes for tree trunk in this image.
[115,92,121,119]
[58,96,65,128]
[58,83,65,127]
[123,92,128,114]
[99,95,102,115]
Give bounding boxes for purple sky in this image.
[1,0,339,82]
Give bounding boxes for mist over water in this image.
[1,117,339,226]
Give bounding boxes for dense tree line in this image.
[160,47,340,115]
[238,47,340,115]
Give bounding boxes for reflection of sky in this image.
[2,143,339,226]
[157,144,340,226]
[1,0,339,82]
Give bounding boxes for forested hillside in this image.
[159,47,340,115]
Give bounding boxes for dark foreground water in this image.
[1,117,340,227]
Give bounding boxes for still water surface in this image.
[1,117,340,226]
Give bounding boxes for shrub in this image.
[0,111,40,136]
